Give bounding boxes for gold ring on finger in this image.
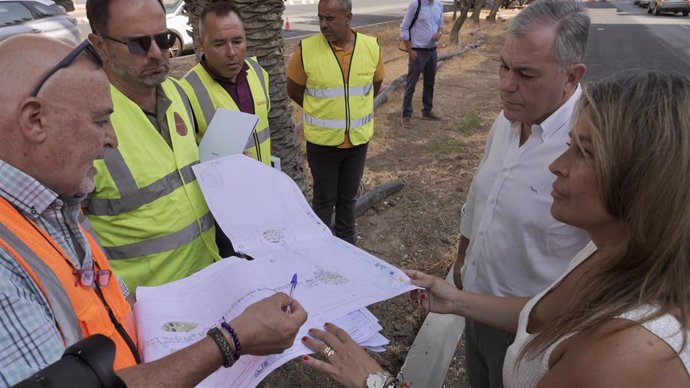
[323,345,336,359]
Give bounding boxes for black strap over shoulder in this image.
[408,0,422,36]
[399,0,422,51]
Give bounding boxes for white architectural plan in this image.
[133,155,417,387]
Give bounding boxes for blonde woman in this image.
[302,71,690,387]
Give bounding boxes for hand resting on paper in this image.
[300,271,465,388]
[231,293,307,355]
[302,323,385,388]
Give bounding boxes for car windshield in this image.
[162,0,182,14]
[0,2,33,27]
[31,2,61,18]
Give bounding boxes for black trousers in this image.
[402,48,438,117]
[465,319,516,388]
[306,141,368,244]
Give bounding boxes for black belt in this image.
[411,47,436,51]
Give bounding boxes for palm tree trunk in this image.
[182,0,309,194]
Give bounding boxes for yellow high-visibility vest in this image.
[181,57,272,165]
[84,79,220,290]
[301,33,380,146]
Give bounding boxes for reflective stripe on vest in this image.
[0,222,82,346]
[87,80,219,288]
[184,70,271,153]
[305,83,373,98]
[246,57,268,102]
[303,112,374,131]
[103,211,214,259]
[181,57,272,165]
[86,157,198,216]
[0,198,139,369]
[103,147,137,196]
[247,124,271,146]
[184,71,215,129]
[301,33,380,146]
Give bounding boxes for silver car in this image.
[649,0,690,15]
[163,0,193,57]
[0,0,82,45]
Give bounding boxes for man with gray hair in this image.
[0,34,306,386]
[452,0,591,386]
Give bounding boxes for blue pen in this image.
[286,273,297,313]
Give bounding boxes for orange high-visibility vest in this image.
[0,197,139,370]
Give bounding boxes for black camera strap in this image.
[94,284,142,364]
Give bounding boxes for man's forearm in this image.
[287,78,304,107]
[117,336,222,387]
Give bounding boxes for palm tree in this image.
[183,0,309,194]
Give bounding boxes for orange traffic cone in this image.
[284,17,291,31]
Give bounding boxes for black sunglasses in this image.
[100,31,176,55]
[31,40,103,97]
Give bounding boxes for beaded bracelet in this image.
[220,321,241,361]
[207,327,236,368]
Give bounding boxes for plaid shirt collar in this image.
[0,160,60,219]
[0,160,86,217]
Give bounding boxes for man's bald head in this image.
[0,36,100,103]
[0,35,115,198]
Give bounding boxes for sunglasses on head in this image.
[100,31,176,55]
[30,40,103,97]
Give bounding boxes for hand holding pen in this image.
[287,273,297,314]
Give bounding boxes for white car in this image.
[33,0,74,12]
[0,0,82,45]
[648,0,690,15]
[164,0,193,57]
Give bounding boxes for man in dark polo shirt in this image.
[180,2,272,165]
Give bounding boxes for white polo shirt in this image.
[460,86,590,297]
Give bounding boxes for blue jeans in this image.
[402,48,438,117]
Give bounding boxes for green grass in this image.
[423,137,464,154]
[456,114,482,134]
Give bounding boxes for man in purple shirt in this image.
[181,2,272,166]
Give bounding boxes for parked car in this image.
[0,0,82,45]
[52,0,73,12]
[638,0,651,7]
[163,0,193,57]
[648,0,690,15]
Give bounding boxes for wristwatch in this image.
[365,371,399,388]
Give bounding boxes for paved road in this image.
[585,0,690,81]
[283,0,455,39]
[70,0,455,40]
[70,0,690,78]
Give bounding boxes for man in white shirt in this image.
[453,1,591,387]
